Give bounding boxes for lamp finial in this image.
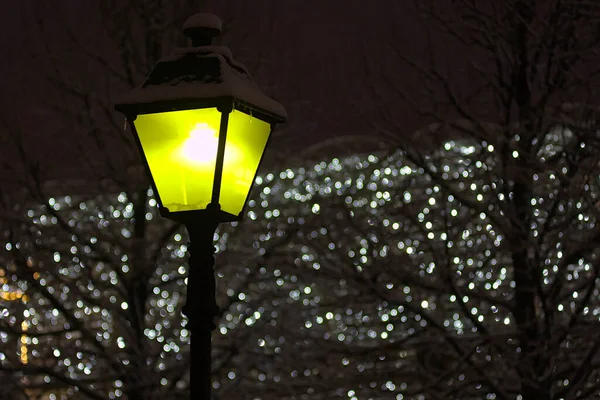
[183,13,222,47]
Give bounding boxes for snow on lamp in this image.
[114,14,286,223]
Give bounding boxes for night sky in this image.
[0,1,441,187]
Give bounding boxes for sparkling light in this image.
[0,124,598,399]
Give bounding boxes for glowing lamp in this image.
[115,13,286,223]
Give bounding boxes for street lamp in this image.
[114,13,286,400]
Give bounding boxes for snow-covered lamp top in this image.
[114,13,286,124]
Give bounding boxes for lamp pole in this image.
[180,208,220,400]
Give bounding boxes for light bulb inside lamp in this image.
[181,123,219,163]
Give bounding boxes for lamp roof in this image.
[115,14,286,123]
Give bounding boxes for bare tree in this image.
[346,1,600,398]
[184,113,596,400]
[0,147,307,400]
[0,1,293,399]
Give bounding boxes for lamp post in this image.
[114,13,286,399]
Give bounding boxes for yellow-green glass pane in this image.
[134,108,222,212]
[220,111,271,215]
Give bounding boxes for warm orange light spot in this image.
[1,288,30,364]
[2,291,24,301]
[20,321,29,364]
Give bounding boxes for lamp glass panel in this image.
[219,110,271,216]
[133,108,222,212]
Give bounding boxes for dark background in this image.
[0,1,455,186]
